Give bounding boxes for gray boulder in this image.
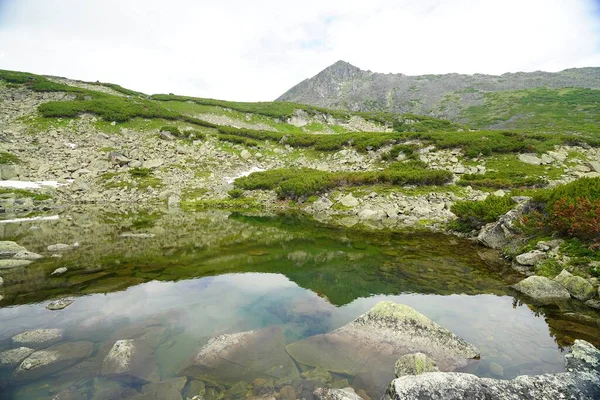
[0,241,28,258]
[12,250,43,260]
[339,194,359,207]
[515,250,546,266]
[101,338,159,384]
[511,276,571,303]
[395,353,439,378]
[313,387,363,400]
[142,159,164,169]
[0,347,34,368]
[12,328,64,349]
[518,154,542,165]
[383,340,600,400]
[12,341,94,382]
[286,302,479,394]
[47,298,74,310]
[47,243,75,252]
[180,326,298,383]
[554,270,596,301]
[477,198,530,249]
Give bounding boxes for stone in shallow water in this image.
[0,347,34,368]
[286,302,479,394]
[179,325,298,383]
[12,341,94,382]
[101,338,160,384]
[383,340,600,400]
[394,353,439,378]
[12,328,64,349]
[141,377,187,400]
[511,276,571,303]
[46,298,74,310]
[313,387,363,400]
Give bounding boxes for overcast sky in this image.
[1,0,599,101]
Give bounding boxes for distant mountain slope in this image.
[276,61,600,129]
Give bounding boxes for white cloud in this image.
[0,0,598,100]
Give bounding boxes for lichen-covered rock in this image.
[12,341,93,382]
[554,269,596,301]
[477,199,530,249]
[383,340,600,400]
[46,298,74,310]
[0,259,32,269]
[313,387,364,400]
[0,241,28,258]
[179,326,297,383]
[101,338,159,384]
[12,328,64,349]
[0,347,34,368]
[141,377,187,400]
[394,353,439,378]
[515,250,546,266]
[511,276,571,303]
[286,302,479,395]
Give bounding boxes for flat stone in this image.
[119,233,156,239]
[554,270,596,301]
[358,209,385,221]
[51,267,68,276]
[511,276,571,303]
[313,197,333,212]
[142,159,164,169]
[515,250,546,266]
[339,194,359,207]
[180,326,298,383]
[240,150,252,160]
[589,161,600,173]
[12,328,64,349]
[12,250,42,260]
[0,259,32,269]
[47,243,74,252]
[12,341,93,382]
[314,387,363,400]
[518,154,542,165]
[47,298,74,310]
[0,347,34,368]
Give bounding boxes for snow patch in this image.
[0,180,69,189]
[0,215,59,224]
[224,167,265,184]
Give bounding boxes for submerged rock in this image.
[0,347,34,368]
[511,276,571,303]
[394,353,439,378]
[141,377,187,400]
[383,340,600,400]
[51,267,68,276]
[313,387,363,400]
[554,269,596,301]
[286,302,478,394]
[180,326,298,383]
[12,341,94,382]
[101,338,159,384]
[12,328,64,349]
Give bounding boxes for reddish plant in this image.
[551,197,600,241]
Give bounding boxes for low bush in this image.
[235,162,452,199]
[458,173,546,189]
[159,125,181,136]
[551,197,600,241]
[450,195,515,232]
[228,188,245,199]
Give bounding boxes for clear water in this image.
[0,208,599,399]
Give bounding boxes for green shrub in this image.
[0,151,20,165]
[129,167,152,178]
[160,125,181,136]
[228,188,245,199]
[381,144,418,161]
[458,173,546,189]
[235,162,452,199]
[450,195,515,232]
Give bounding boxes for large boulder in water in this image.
[511,276,571,304]
[383,340,600,400]
[554,269,596,301]
[286,302,479,394]
[179,325,298,383]
[101,338,160,384]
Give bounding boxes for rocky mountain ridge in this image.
[277,61,600,124]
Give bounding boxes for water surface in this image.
[0,208,598,399]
